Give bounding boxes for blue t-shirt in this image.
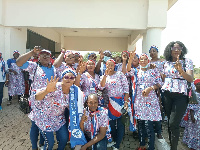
[21,62,54,81]
[7,58,16,68]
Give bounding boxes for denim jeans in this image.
[153,121,162,135]
[163,91,188,150]
[85,135,107,150]
[0,82,4,106]
[40,123,68,150]
[109,117,125,149]
[30,121,45,149]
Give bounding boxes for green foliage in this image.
[160,55,165,59]
[111,52,122,58]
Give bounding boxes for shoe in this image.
[113,147,119,150]
[7,101,12,106]
[38,144,44,150]
[155,136,170,150]
[107,141,116,147]
[0,106,2,110]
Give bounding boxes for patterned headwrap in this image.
[13,50,20,55]
[103,50,112,55]
[64,50,74,59]
[149,45,159,53]
[135,54,139,59]
[86,59,95,66]
[61,68,77,79]
[106,59,115,66]
[194,79,200,85]
[87,53,96,60]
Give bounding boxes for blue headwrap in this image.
[88,53,96,60]
[149,45,158,53]
[61,69,77,79]
[135,54,139,59]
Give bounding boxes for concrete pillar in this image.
[142,28,162,56]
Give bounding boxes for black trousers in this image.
[163,91,188,150]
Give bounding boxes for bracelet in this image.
[6,80,9,82]
[124,101,128,104]
[151,86,155,91]
[78,72,82,75]
[104,75,107,77]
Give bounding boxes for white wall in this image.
[64,36,128,52]
[4,0,149,29]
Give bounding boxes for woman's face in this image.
[132,55,139,67]
[106,60,115,71]
[88,54,97,62]
[171,43,182,59]
[39,52,51,66]
[87,95,98,112]
[139,55,149,67]
[62,72,75,87]
[115,57,122,64]
[65,54,75,65]
[149,48,158,59]
[87,61,95,72]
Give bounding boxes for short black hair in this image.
[164,41,188,61]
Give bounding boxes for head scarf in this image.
[61,68,77,79]
[87,53,96,60]
[13,50,20,55]
[194,79,200,85]
[106,59,115,66]
[103,50,112,55]
[122,51,130,57]
[87,59,95,66]
[149,45,159,53]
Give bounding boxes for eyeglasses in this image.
[40,54,50,58]
[171,47,182,51]
[64,76,75,80]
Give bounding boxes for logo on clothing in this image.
[41,74,47,79]
[72,129,82,138]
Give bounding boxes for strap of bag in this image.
[182,58,191,88]
[29,64,38,95]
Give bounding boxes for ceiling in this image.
[54,28,133,38]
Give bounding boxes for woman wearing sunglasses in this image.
[162,41,193,150]
[32,69,87,150]
[75,60,100,103]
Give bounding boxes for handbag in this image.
[19,95,30,114]
[19,64,38,114]
[183,58,198,104]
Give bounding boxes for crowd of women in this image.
[0,41,199,150]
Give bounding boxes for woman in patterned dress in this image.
[162,41,193,150]
[100,59,129,150]
[31,69,86,150]
[75,60,100,102]
[127,52,162,150]
[80,93,111,150]
[6,50,25,105]
[182,79,200,150]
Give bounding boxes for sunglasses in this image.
[64,76,75,80]
[171,47,182,51]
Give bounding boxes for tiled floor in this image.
[0,98,189,150]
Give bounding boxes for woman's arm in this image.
[95,49,104,74]
[53,49,66,68]
[81,127,107,150]
[16,49,40,67]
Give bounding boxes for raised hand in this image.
[122,53,128,62]
[46,76,59,93]
[129,48,136,59]
[80,109,88,123]
[78,62,86,74]
[174,55,182,72]
[99,49,104,60]
[150,63,156,69]
[33,46,42,55]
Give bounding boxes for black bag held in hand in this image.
[19,95,30,114]
[19,65,38,114]
[183,58,198,104]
